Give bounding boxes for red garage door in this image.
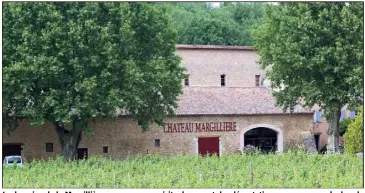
[198,137,219,157]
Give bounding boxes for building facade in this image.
[311,105,357,151]
[3,45,315,161]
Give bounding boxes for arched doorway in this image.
[244,127,277,153]
[240,124,284,153]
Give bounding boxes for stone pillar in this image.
[277,133,284,152]
[301,132,318,153]
[194,137,198,155]
[219,137,222,156]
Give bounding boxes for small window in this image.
[221,74,226,86]
[46,143,53,152]
[184,74,190,86]
[255,75,260,87]
[103,146,108,153]
[184,77,189,86]
[154,139,160,147]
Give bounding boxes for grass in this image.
[3,151,363,188]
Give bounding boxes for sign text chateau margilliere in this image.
[163,122,237,133]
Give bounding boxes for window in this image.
[7,156,22,164]
[220,74,226,86]
[103,146,108,153]
[313,110,322,123]
[45,143,53,152]
[255,75,260,87]
[350,111,356,119]
[340,109,345,121]
[154,139,160,147]
[184,75,189,86]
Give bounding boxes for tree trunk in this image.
[54,120,83,161]
[327,108,341,154]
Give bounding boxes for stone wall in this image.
[3,114,313,161]
[176,49,266,88]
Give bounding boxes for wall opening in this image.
[2,143,23,161]
[184,75,189,86]
[103,146,108,153]
[154,139,160,147]
[45,143,54,152]
[220,74,226,86]
[244,127,277,153]
[313,134,320,151]
[77,148,88,160]
[255,75,261,87]
[241,124,284,153]
[198,137,219,157]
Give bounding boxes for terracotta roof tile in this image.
[116,87,312,116]
[174,87,312,115]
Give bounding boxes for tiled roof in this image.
[174,87,312,115]
[116,87,313,116]
[176,44,254,51]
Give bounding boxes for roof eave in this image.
[171,112,313,117]
[116,112,313,118]
[175,44,255,51]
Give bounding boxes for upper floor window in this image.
[221,74,226,86]
[313,110,322,123]
[155,139,160,147]
[255,75,260,87]
[184,75,189,86]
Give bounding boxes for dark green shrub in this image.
[340,118,353,136]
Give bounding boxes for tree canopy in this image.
[156,2,264,46]
[3,2,185,159]
[252,2,363,152]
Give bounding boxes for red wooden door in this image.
[198,137,220,157]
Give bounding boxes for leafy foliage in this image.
[3,153,363,188]
[3,2,185,158]
[156,2,264,46]
[252,2,363,112]
[339,118,353,136]
[252,2,363,151]
[344,106,364,154]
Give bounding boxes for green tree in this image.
[185,17,242,46]
[339,118,352,136]
[344,106,363,154]
[157,2,264,46]
[252,2,363,153]
[3,2,185,160]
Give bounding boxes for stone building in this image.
[311,105,357,152]
[3,44,315,161]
